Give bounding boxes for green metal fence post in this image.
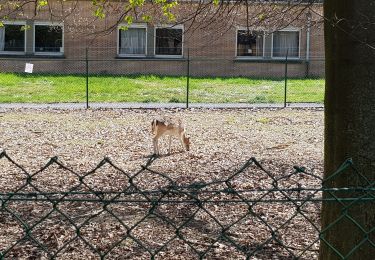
[284,48,289,108]
[186,48,190,109]
[86,47,89,109]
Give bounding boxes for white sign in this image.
[25,63,34,73]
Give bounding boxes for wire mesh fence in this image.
[0,47,325,107]
[1,151,374,259]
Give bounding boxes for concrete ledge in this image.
[0,102,324,110]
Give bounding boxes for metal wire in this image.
[0,151,373,259]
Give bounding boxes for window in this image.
[118,25,147,56]
[155,27,183,56]
[34,23,63,54]
[0,23,25,53]
[272,30,300,58]
[236,30,264,57]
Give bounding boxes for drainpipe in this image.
[306,11,311,77]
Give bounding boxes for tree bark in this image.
[321,1,375,259]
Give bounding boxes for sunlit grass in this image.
[0,73,324,103]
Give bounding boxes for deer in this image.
[151,117,190,155]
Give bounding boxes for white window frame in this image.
[33,21,64,56]
[117,23,147,57]
[154,24,184,58]
[235,27,265,59]
[0,21,27,55]
[271,28,301,59]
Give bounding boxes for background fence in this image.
[1,151,374,259]
[0,47,325,107]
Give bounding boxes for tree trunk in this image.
[320,1,375,259]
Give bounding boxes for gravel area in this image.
[0,108,324,259]
[0,107,323,173]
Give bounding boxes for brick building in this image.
[0,0,324,77]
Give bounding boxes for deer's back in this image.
[153,117,184,136]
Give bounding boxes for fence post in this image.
[186,48,190,109]
[86,47,89,109]
[284,48,289,108]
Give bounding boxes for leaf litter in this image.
[0,107,323,259]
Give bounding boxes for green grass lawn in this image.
[0,73,325,103]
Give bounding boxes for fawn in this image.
[151,117,190,155]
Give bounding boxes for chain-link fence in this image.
[0,47,325,107]
[1,151,374,259]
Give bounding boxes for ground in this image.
[0,108,323,173]
[0,108,324,259]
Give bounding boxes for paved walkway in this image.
[0,102,324,109]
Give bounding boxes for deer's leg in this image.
[153,137,159,155]
[168,135,172,154]
[179,135,185,150]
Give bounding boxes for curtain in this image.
[120,28,145,55]
[0,27,5,51]
[273,31,299,57]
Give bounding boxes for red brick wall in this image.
[0,1,324,77]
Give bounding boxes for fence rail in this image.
[0,151,374,259]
